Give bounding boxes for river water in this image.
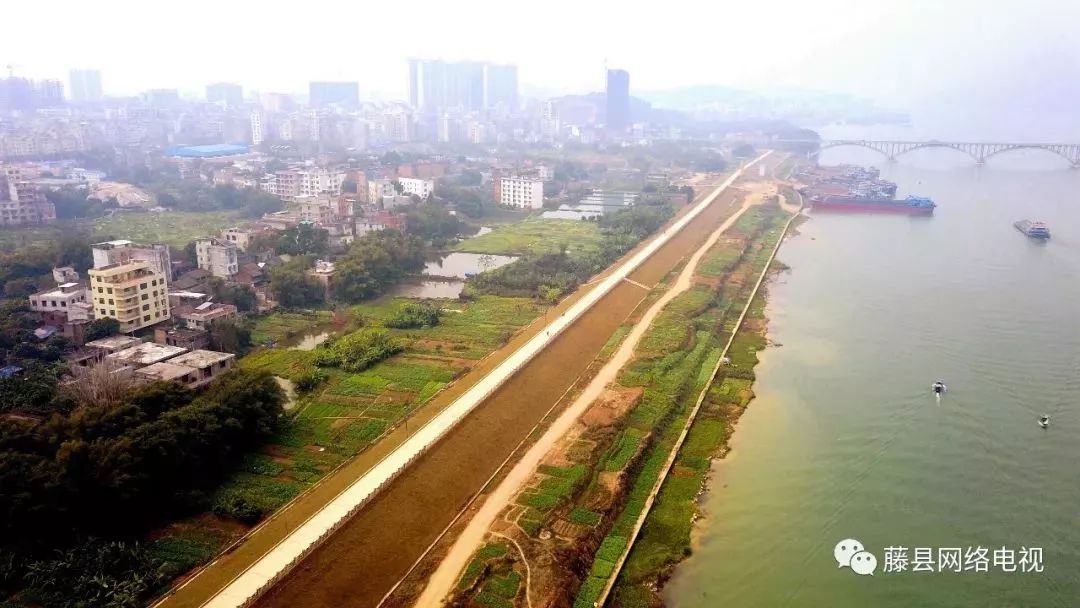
[665,121,1080,606]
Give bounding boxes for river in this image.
[665,119,1080,607]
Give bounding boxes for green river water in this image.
[664,143,1080,607]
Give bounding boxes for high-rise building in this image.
[206,82,243,107]
[69,69,103,103]
[606,68,630,132]
[144,88,180,106]
[309,81,359,108]
[34,80,64,107]
[250,112,264,145]
[483,64,518,111]
[408,59,516,113]
[0,78,34,111]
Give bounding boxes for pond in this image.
[422,251,517,279]
[389,279,467,299]
[287,331,331,351]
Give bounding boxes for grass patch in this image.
[458,543,508,590]
[569,507,602,527]
[455,217,604,258]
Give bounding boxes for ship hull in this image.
[810,201,935,215]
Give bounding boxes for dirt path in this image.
[412,190,769,608]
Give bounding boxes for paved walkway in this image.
[201,153,772,608]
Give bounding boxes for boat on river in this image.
[1014,219,1050,239]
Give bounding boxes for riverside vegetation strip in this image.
[448,201,790,608]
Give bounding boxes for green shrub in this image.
[315,329,405,373]
[295,368,329,392]
[385,301,441,329]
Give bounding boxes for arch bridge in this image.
[800,140,1080,167]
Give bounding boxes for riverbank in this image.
[605,190,801,608]
[433,188,794,608]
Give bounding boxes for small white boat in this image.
[1038,415,1049,429]
[932,381,947,395]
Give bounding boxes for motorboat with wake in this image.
[1038,415,1050,429]
[932,380,947,395]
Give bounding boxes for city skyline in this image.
[4,0,1080,110]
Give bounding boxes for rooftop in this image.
[135,361,197,382]
[85,335,143,352]
[166,144,251,158]
[168,349,235,369]
[106,343,188,366]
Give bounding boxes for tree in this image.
[46,188,104,220]
[58,360,137,409]
[85,318,121,342]
[268,265,324,308]
[732,142,756,159]
[457,170,483,186]
[209,279,256,312]
[331,230,427,303]
[208,319,253,354]
[276,224,329,256]
[3,277,39,298]
[54,234,95,272]
[404,203,462,246]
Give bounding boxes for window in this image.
[142,294,148,301]
[97,287,103,293]
[142,304,149,311]
[143,315,151,322]
[61,302,66,307]
[108,299,114,305]
[107,287,113,294]
[140,283,147,290]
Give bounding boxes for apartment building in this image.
[195,237,239,278]
[221,224,276,251]
[397,177,434,199]
[261,168,345,203]
[367,179,397,205]
[498,177,544,209]
[0,166,57,226]
[89,261,170,333]
[88,241,171,333]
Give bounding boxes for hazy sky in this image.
[3,0,1079,108]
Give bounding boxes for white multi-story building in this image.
[499,177,544,209]
[250,112,264,146]
[195,238,239,278]
[261,168,345,203]
[397,177,434,199]
[28,283,90,315]
[367,179,397,205]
